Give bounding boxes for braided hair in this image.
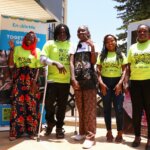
[100,34,123,64]
[54,23,70,41]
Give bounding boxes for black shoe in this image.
[145,139,150,150]
[146,144,150,150]
[44,123,56,136]
[132,137,141,147]
[56,128,65,139]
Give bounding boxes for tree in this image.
[113,0,150,53]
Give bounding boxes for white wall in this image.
[127,19,150,50]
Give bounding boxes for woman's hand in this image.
[71,79,80,90]
[114,83,122,96]
[53,61,67,74]
[9,39,15,49]
[30,79,38,94]
[123,81,130,94]
[100,82,108,96]
[85,38,94,49]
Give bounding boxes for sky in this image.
[67,0,122,49]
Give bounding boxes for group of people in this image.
[7,23,150,150]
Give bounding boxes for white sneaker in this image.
[82,139,95,149]
[72,134,85,141]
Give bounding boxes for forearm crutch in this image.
[37,69,47,142]
[74,99,78,135]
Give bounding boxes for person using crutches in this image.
[40,23,74,139]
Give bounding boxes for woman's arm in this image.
[118,64,127,85]
[123,64,130,92]
[114,64,127,95]
[91,46,98,64]
[70,54,80,90]
[86,39,98,64]
[40,55,66,74]
[8,40,15,68]
[97,64,107,96]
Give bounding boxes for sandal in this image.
[106,131,114,142]
[9,136,16,141]
[56,128,65,139]
[115,131,123,143]
[115,135,123,143]
[132,136,141,147]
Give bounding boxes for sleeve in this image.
[68,42,76,54]
[41,41,51,57]
[35,48,43,68]
[96,54,101,65]
[122,52,128,65]
[127,48,132,64]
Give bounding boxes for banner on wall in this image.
[0,15,48,50]
[0,15,48,128]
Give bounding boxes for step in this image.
[64,116,116,129]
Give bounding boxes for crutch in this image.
[37,68,47,142]
[74,98,78,135]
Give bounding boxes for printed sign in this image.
[0,15,48,50]
[2,107,11,122]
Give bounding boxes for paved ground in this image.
[0,125,147,150]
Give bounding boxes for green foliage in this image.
[113,0,150,52]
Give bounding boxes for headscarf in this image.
[22,31,37,58]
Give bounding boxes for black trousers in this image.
[45,83,70,128]
[130,80,150,138]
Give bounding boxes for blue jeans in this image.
[102,77,124,131]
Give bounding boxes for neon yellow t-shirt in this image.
[127,40,150,80]
[41,40,73,83]
[14,46,42,68]
[97,52,127,77]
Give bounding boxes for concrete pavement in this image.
[0,118,147,150]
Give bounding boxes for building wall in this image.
[38,0,67,24]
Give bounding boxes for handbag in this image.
[74,51,98,90]
[78,70,98,90]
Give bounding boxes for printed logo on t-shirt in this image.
[59,48,69,65]
[17,57,31,66]
[134,52,150,64]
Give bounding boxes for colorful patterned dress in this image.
[9,46,42,138]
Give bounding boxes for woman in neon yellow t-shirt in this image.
[40,24,74,139]
[97,34,127,143]
[126,24,150,150]
[8,31,42,141]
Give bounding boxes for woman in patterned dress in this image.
[8,31,42,141]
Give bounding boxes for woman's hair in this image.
[137,24,150,32]
[76,25,91,49]
[77,25,91,39]
[54,23,70,41]
[100,34,123,63]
